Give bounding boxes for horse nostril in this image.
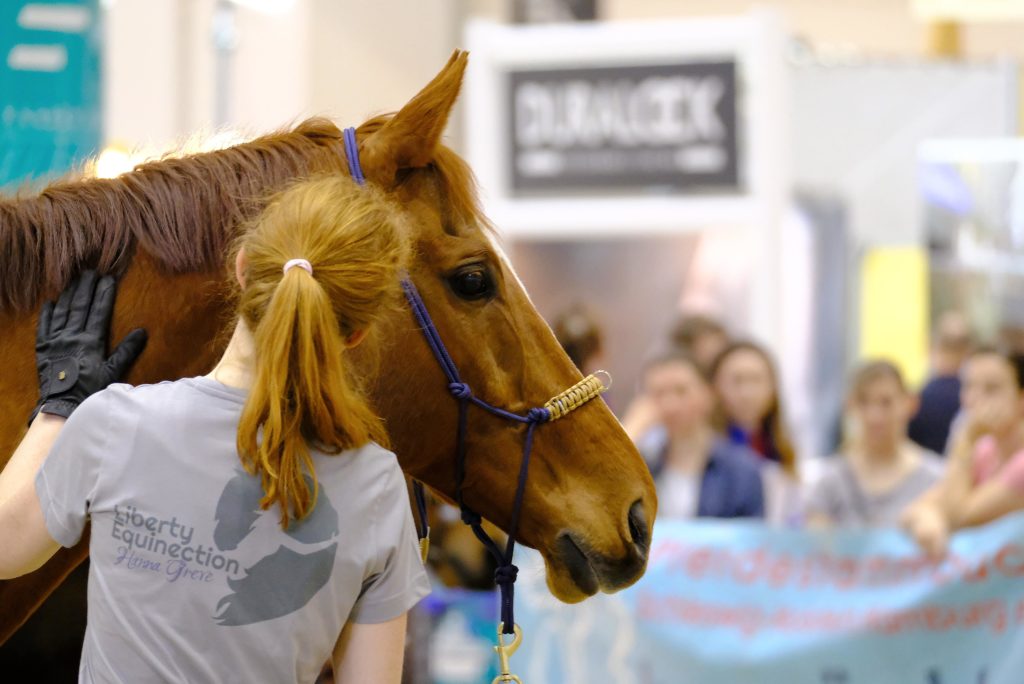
[628,499,649,553]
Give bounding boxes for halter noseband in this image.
[342,127,610,662]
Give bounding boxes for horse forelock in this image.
[0,118,348,312]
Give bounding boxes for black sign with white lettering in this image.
[507,62,738,195]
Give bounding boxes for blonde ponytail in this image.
[232,176,408,527]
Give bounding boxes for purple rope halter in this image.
[342,126,605,636]
[401,276,554,634]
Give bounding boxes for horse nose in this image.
[553,497,652,595]
[627,498,650,557]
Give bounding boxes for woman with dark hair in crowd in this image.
[710,341,798,475]
[710,341,800,524]
[805,360,943,528]
[903,348,1024,557]
[636,351,764,520]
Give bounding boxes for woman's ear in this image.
[345,329,369,349]
[235,248,248,289]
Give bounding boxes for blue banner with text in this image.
[514,513,1024,683]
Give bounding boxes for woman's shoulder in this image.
[71,379,245,436]
[315,441,403,487]
[92,377,207,405]
[338,440,398,464]
[346,441,401,471]
[73,380,168,416]
[123,376,249,410]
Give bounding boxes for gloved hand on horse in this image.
[30,270,148,424]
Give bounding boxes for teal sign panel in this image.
[0,0,101,188]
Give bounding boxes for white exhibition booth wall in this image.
[463,13,1017,460]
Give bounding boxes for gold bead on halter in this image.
[542,370,612,421]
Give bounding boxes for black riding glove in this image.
[30,270,148,424]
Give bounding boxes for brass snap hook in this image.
[418,533,430,565]
[491,622,523,684]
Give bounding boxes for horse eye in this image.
[449,267,493,300]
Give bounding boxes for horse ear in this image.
[359,50,468,187]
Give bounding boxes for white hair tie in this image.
[283,258,313,275]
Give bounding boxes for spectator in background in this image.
[710,341,800,525]
[805,361,943,528]
[711,341,798,474]
[908,311,972,455]
[637,351,764,519]
[669,314,730,375]
[552,304,604,375]
[621,313,730,443]
[903,348,1024,557]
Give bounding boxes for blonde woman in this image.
[805,361,943,528]
[0,177,428,683]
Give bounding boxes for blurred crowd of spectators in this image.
[552,306,1024,555]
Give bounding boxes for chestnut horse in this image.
[0,51,656,643]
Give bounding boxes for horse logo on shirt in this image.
[211,469,339,626]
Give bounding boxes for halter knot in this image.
[526,407,551,424]
[449,382,473,400]
[460,507,482,526]
[494,564,519,586]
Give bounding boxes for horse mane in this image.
[0,115,488,312]
[0,118,347,311]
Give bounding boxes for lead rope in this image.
[343,127,609,682]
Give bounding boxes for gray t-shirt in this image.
[35,377,430,684]
[804,449,944,527]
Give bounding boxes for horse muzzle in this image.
[554,498,651,597]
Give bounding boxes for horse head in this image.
[353,52,656,601]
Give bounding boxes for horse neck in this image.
[0,122,348,312]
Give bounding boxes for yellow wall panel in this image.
[859,247,930,388]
